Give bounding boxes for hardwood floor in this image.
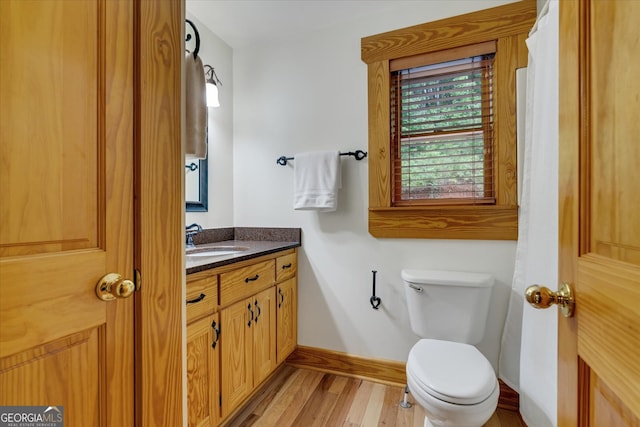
[224,365,524,427]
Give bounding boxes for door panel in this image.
[0,0,99,257]
[0,330,101,424]
[590,371,639,427]
[559,1,640,425]
[0,0,134,425]
[0,253,105,357]
[589,2,640,266]
[578,257,640,412]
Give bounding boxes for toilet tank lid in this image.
[401,269,494,287]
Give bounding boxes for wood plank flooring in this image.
[224,365,524,427]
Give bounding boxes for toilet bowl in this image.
[406,339,499,427]
[401,269,498,427]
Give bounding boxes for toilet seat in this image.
[407,339,496,405]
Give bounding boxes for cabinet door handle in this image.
[247,303,254,327]
[186,293,206,304]
[278,288,285,308]
[254,300,261,323]
[211,320,220,349]
[281,263,292,270]
[245,274,259,283]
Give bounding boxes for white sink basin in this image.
[186,245,250,259]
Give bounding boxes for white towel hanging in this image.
[293,151,341,211]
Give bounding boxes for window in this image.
[361,0,536,240]
[391,46,495,205]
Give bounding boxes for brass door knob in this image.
[96,273,136,301]
[525,282,574,318]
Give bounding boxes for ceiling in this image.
[186,0,416,49]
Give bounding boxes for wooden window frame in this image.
[361,0,536,240]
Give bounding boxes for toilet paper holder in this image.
[370,270,381,310]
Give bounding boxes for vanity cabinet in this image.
[276,277,297,365]
[187,314,220,427]
[220,286,276,418]
[219,297,252,417]
[186,270,220,427]
[275,253,297,365]
[276,252,297,282]
[219,259,275,306]
[186,247,298,426]
[252,287,278,384]
[186,273,218,323]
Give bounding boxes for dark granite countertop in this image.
[186,227,301,275]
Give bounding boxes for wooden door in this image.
[0,1,134,425]
[277,278,298,365]
[220,298,253,418]
[558,1,640,425]
[253,287,277,386]
[187,314,220,427]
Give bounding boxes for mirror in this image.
[185,150,208,212]
[185,18,209,212]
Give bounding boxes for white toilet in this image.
[402,269,499,427]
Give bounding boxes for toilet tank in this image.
[402,269,494,345]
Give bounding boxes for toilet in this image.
[402,269,499,427]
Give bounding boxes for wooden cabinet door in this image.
[252,287,277,385]
[559,1,640,424]
[220,299,253,418]
[0,1,134,425]
[276,278,298,365]
[187,314,220,427]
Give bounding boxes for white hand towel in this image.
[185,52,208,159]
[293,151,341,212]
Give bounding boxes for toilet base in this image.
[423,414,481,427]
[423,413,486,427]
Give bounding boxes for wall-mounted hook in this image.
[370,270,381,309]
[185,19,201,59]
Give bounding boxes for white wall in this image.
[231,1,520,370]
[185,13,234,228]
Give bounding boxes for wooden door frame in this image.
[135,1,184,426]
[557,0,583,425]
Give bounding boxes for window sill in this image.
[368,205,518,240]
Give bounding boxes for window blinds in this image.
[390,53,496,205]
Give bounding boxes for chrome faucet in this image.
[185,223,203,249]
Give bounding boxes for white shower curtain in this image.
[498,1,558,425]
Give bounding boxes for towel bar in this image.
[276,150,367,166]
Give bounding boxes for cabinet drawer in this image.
[186,275,218,323]
[276,252,297,282]
[220,260,275,306]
